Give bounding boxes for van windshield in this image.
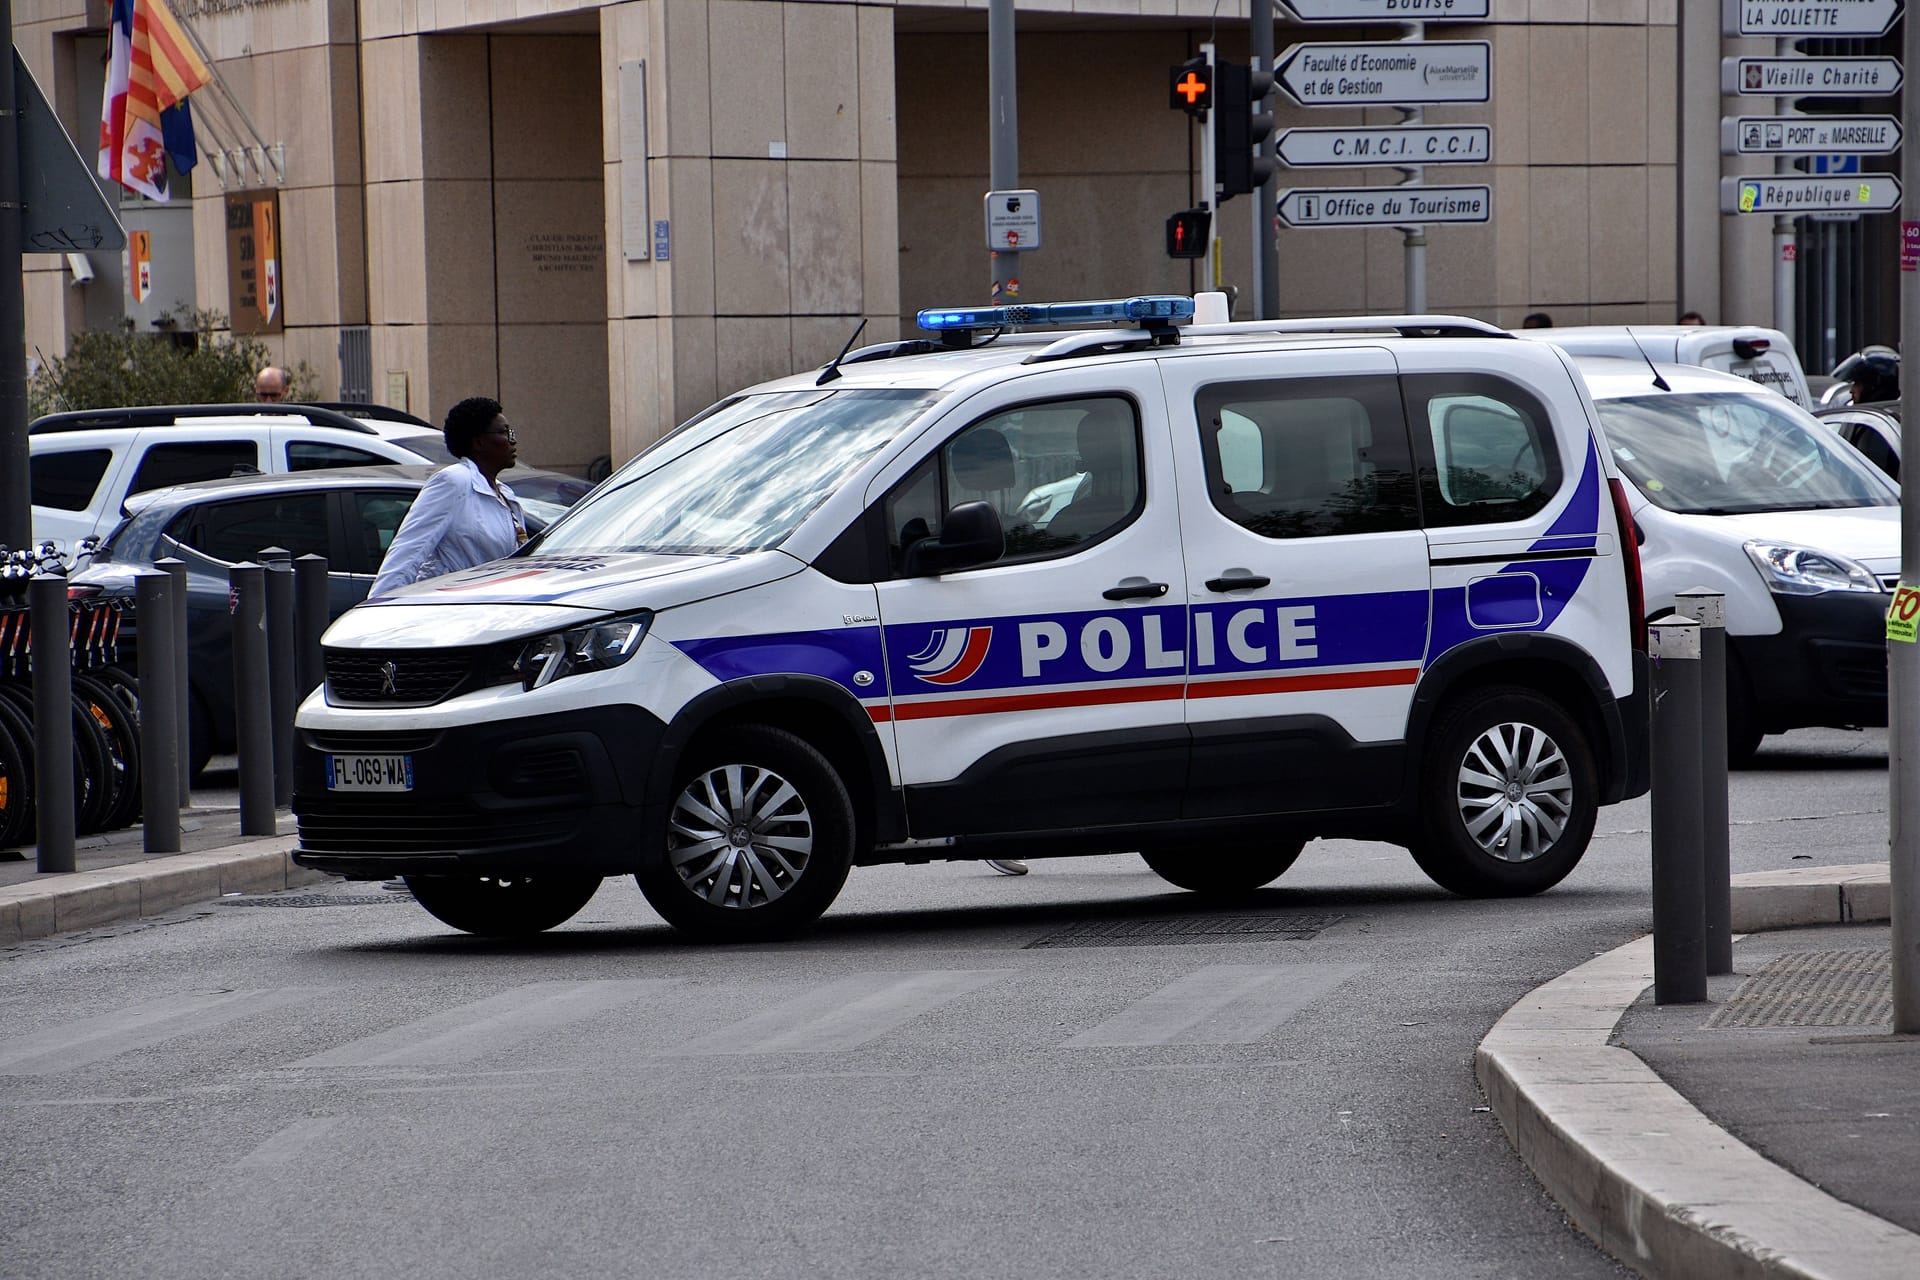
[533,388,936,555]
[1595,392,1894,515]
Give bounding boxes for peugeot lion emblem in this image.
[379,661,399,695]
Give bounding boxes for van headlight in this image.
[516,612,652,690]
[1743,542,1882,596]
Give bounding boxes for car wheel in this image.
[633,725,855,941]
[1409,686,1597,897]
[403,873,602,937]
[1725,652,1764,768]
[187,688,214,781]
[1140,838,1306,897]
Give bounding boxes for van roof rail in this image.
[29,403,378,435]
[1184,314,1513,340]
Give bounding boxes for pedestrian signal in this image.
[1169,57,1212,115]
[1166,208,1211,258]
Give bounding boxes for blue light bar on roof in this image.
[917,295,1194,333]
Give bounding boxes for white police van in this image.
[292,296,1651,940]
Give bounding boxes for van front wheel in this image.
[1409,687,1597,897]
[635,726,855,941]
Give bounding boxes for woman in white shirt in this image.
[369,396,528,596]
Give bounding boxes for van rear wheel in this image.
[404,873,602,937]
[634,725,855,941]
[1141,839,1306,897]
[1409,687,1597,897]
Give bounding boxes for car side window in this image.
[350,490,420,570]
[1405,374,1560,526]
[30,449,114,510]
[127,440,261,497]
[288,441,389,471]
[182,493,331,563]
[883,396,1145,576]
[1194,376,1418,539]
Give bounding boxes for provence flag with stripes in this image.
[98,0,210,201]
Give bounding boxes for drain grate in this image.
[1706,948,1892,1028]
[1026,913,1343,949]
[221,894,410,908]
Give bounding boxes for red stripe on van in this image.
[868,665,1422,722]
[1186,667,1421,699]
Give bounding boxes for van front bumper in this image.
[291,706,664,878]
[1734,592,1889,732]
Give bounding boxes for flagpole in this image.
[0,0,31,551]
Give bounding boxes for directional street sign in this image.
[1722,0,1902,38]
[1277,124,1491,166]
[1720,173,1902,214]
[1278,184,1492,228]
[1276,41,1491,107]
[1721,56,1903,97]
[1281,0,1487,19]
[1722,114,1902,156]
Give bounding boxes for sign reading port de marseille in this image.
[1276,42,1491,107]
[1722,115,1901,156]
[1722,0,1902,38]
[1720,173,1902,214]
[1278,185,1492,227]
[1281,0,1487,19]
[1722,56,1903,97]
[1278,124,1491,166]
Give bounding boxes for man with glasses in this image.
[254,365,291,402]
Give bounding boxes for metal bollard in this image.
[1675,589,1732,975]
[1650,617,1708,1004]
[134,572,180,852]
[156,556,191,806]
[229,563,277,836]
[30,574,76,873]
[294,554,328,699]
[260,548,295,808]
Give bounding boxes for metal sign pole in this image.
[1252,0,1279,319]
[1892,4,1920,1035]
[1,0,30,550]
[1202,42,1219,294]
[988,0,1019,303]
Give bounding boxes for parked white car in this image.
[1523,325,1813,407]
[1577,356,1897,762]
[27,403,447,552]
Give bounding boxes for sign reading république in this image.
[1281,0,1487,19]
[1278,184,1492,228]
[1720,173,1902,214]
[1722,0,1903,37]
[1721,114,1902,155]
[1721,56,1903,96]
[1276,41,1491,106]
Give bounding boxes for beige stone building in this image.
[12,0,1889,476]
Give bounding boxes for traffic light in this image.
[1213,60,1278,201]
[1169,56,1211,116]
[1166,208,1211,258]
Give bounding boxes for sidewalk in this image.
[1479,863,1916,1279]
[0,804,320,943]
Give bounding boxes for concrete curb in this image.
[1478,863,1914,1279]
[0,836,325,945]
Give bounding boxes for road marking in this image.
[0,988,328,1075]
[290,981,673,1068]
[235,1117,343,1168]
[1064,964,1366,1047]
[672,970,1009,1055]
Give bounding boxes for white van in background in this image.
[1521,325,1812,408]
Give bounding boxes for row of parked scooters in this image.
[0,545,145,850]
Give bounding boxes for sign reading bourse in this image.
[225,190,283,336]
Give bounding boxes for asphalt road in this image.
[0,727,1890,1279]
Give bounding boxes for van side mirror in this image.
[904,501,1005,576]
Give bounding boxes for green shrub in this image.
[29,308,311,416]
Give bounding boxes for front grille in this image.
[304,729,440,753]
[323,645,508,707]
[294,797,576,853]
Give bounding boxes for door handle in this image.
[1205,572,1271,593]
[1102,579,1170,601]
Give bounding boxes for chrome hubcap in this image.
[667,763,814,909]
[1456,721,1573,863]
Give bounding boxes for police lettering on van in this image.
[293,296,1650,941]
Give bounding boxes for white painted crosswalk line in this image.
[235,1118,344,1169]
[0,989,329,1075]
[672,970,1009,1055]
[291,980,674,1069]
[1064,964,1366,1047]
